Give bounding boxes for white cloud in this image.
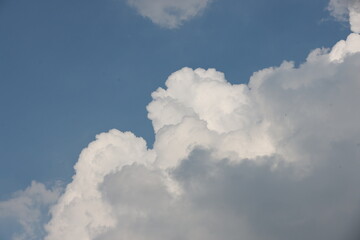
[42,31,360,240]
[0,181,62,240]
[2,1,360,239]
[126,0,211,28]
[44,131,156,240]
[328,0,360,33]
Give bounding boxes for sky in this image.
[0,0,360,239]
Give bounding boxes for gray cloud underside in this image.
[98,148,360,240]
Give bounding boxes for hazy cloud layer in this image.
[43,31,360,240]
[126,0,211,28]
[329,0,360,32]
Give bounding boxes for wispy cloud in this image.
[0,182,62,240]
[126,0,212,28]
[328,0,360,32]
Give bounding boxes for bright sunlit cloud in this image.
[44,31,360,240]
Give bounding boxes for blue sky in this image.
[2,0,360,239]
[0,0,350,197]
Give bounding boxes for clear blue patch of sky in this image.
[0,0,350,197]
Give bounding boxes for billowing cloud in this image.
[328,0,360,33]
[0,182,62,240]
[42,30,360,240]
[2,1,360,240]
[126,0,211,28]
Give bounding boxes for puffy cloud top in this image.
[127,0,211,28]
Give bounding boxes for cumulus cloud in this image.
[126,0,211,28]
[0,181,62,240]
[42,30,360,240]
[2,1,360,240]
[328,0,360,33]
